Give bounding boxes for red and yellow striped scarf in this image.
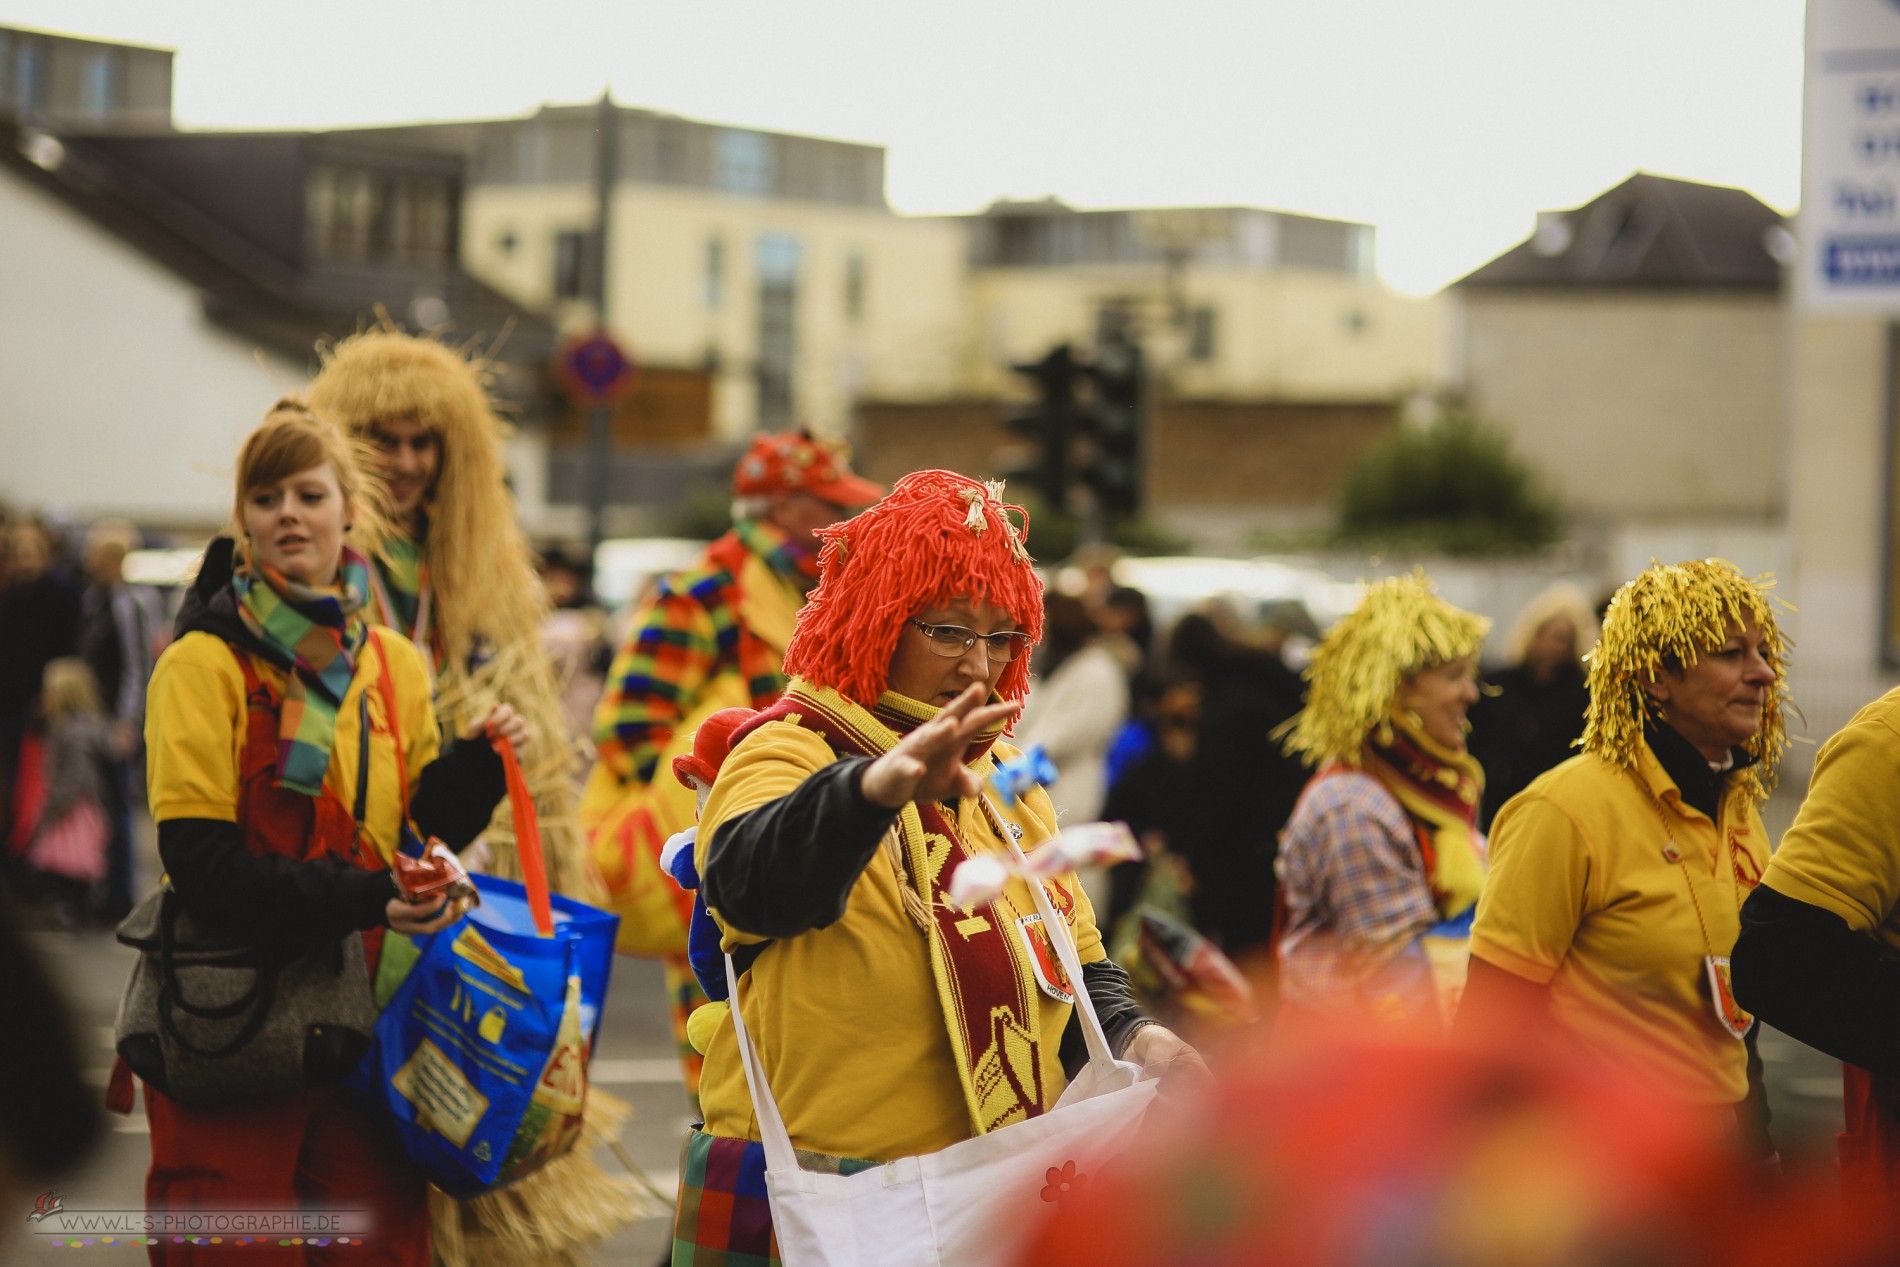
[1363,715,1487,919]
[738,678,1060,1134]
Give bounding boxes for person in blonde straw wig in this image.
[1462,559,1785,1160]
[308,326,645,1265]
[1275,570,1490,1030]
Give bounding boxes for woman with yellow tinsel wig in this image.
[1275,572,1490,1029]
[1461,559,1785,1158]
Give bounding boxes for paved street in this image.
[9,918,684,1264]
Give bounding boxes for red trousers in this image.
[144,1084,428,1265]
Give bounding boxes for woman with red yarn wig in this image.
[670,470,1201,1263]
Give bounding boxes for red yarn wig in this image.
[783,470,1046,706]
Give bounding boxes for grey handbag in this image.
[114,688,380,1108]
[112,889,377,1108]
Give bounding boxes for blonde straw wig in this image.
[305,326,542,665]
[1581,558,1789,799]
[1280,570,1490,768]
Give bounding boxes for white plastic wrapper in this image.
[949,822,1141,908]
[1030,821,1143,872]
[948,855,1012,908]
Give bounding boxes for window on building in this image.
[0,33,12,105]
[397,177,448,269]
[755,232,803,427]
[554,230,590,300]
[13,38,44,116]
[306,167,385,262]
[309,167,454,267]
[497,229,518,255]
[1189,306,1217,361]
[844,251,866,322]
[82,49,119,117]
[714,129,775,197]
[653,121,682,182]
[705,236,726,309]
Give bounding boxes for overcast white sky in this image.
[5,0,1807,292]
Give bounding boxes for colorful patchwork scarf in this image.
[1363,714,1487,919]
[367,524,437,670]
[738,678,1058,1135]
[233,547,371,796]
[734,517,821,588]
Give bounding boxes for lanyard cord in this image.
[1631,769,1743,960]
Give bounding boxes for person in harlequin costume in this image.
[1462,559,1784,1161]
[306,328,638,1265]
[1274,571,1491,1029]
[583,430,881,1113]
[134,400,523,1266]
[669,469,1204,1264]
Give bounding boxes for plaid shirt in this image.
[591,527,798,789]
[1276,767,1441,1021]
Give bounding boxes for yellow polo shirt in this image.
[1470,744,1768,1106]
[694,720,1105,1162]
[145,629,439,864]
[1758,685,1900,953]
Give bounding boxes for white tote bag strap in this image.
[724,954,801,1174]
[725,798,1125,1176]
[984,795,1120,1076]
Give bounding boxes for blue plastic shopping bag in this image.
[352,740,619,1196]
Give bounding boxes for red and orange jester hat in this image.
[782,470,1046,707]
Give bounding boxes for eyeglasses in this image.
[908,619,1033,663]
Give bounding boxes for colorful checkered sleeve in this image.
[592,575,727,789]
[1277,770,1440,1015]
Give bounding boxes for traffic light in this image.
[1002,343,1083,511]
[1079,335,1145,519]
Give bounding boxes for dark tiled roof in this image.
[1456,172,1787,290]
[0,121,558,406]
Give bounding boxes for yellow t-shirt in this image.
[1758,685,1900,953]
[694,720,1106,1162]
[145,629,440,864]
[1469,743,1768,1107]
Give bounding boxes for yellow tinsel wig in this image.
[782,470,1044,707]
[305,326,544,664]
[1581,558,1789,799]
[1280,570,1490,768]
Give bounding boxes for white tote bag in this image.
[724,844,1162,1267]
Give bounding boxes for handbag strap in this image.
[494,734,555,937]
[155,893,282,1059]
[722,796,1125,1173]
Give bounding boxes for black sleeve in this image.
[700,756,898,939]
[1732,883,1900,1077]
[158,818,395,949]
[1058,958,1157,1075]
[1736,1022,1776,1163]
[410,737,507,849]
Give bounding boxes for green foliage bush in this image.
[1334,410,1562,555]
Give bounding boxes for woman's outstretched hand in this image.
[861,684,1021,809]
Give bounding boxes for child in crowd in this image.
[25,658,116,924]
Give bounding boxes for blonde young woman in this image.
[136,399,524,1265]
